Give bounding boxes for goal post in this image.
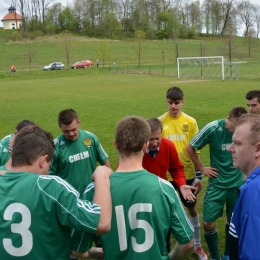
[177,56,225,81]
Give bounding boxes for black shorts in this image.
[170,179,196,208]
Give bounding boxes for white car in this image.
[43,62,64,70]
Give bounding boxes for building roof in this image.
[1,13,22,22]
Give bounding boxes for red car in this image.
[70,60,93,69]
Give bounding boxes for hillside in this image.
[0,29,260,80]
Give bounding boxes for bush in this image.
[9,31,23,42]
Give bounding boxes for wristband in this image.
[195,170,202,180]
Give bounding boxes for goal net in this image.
[177,56,226,80]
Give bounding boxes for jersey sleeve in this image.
[160,179,194,244]
[39,176,100,233]
[85,131,108,165]
[168,142,186,188]
[71,182,97,252]
[189,121,216,151]
[48,138,60,175]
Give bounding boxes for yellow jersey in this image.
[159,111,199,180]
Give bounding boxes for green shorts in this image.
[203,185,239,222]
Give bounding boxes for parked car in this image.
[43,62,64,70]
[70,60,93,69]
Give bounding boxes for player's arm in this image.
[169,239,194,260]
[186,143,218,178]
[168,143,196,201]
[168,143,186,188]
[92,165,112,234]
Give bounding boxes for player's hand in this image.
[88,247,104,260]
[92,166,113,181]
[179,185,196,202]
[8,142,13,153]
[70,247,104,259]
[202,167,219,178]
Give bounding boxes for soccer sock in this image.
[190,215,201,247]
[224,221,230,256]
[204,227,219,259]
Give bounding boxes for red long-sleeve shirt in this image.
[142,137,186,188]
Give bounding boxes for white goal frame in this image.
[177,56,225,81]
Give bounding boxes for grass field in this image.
[0,71,258,259]
[1,28,260,80]
[0,28,259,259]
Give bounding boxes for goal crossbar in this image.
[177,56,225,81]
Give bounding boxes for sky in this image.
[0,0,259,29]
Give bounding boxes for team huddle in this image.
[0,88,260,260]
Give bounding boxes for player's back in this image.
[0,171,76,259]
[100,169,193,260]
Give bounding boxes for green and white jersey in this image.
[0,134,13,166]
[0,172,100,260]
[76,170,193,259]
[190,119,243,188]
[49,129,108,195]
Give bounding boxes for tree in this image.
[186,0,202,34]
[253,4,260,39]
[45,3,62,26]
[134,30,146,66]
[59,7,77,31]
[238,0,255,38]
[98,39,112,67]
[26,41,36,73]
[220,0,238,35]
[202,0,211,35]
[61,31,74,69]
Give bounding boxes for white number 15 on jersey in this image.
[115,203,154,253]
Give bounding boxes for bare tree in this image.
[38,0,54,32]
[238,0,255,37]
[202,0,211,35]
[220,0,238,35]
[45,2,62,26]
[253,4,260,38]
[186,0,202,33]
[26,41,36,73]
[62,31,74,69]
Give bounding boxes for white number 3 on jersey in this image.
[3,203,33,256]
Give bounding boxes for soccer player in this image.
[186,106,247,260]
[245,90,260,114]
[159,86,207,260]
[49,108,110,195]
[0,119,35,166]
[73,116,194,260]
[0,125,112,260]
[142,117,196,252]
[228,114,260,259]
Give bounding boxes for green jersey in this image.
[0,134,13,166]
[74,170,193,259]
[49,129,108,195]
[0,172,100,260]
[190,119,243,188]
[0,164,8,170]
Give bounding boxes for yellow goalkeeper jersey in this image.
[159,111,199,181]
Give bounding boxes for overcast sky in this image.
[0,0,259,30]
